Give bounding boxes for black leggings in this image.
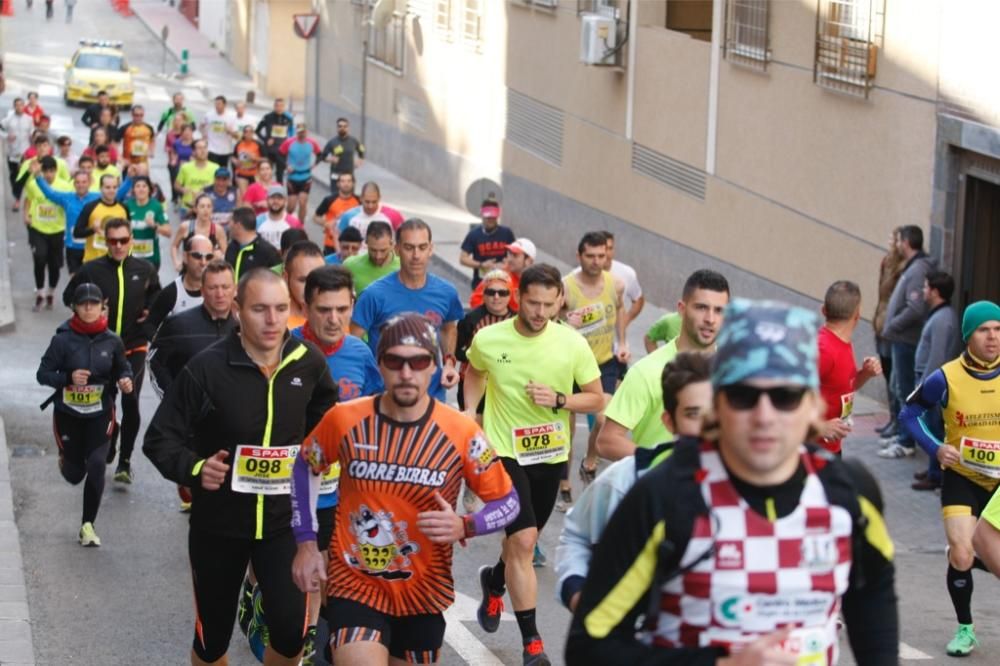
[53,410,112,524]
[119,350,146,463]
[28,227,63,290]
[189,529,306,662]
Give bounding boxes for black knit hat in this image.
[376,313,440,364]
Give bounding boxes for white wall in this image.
[199,0,229,51]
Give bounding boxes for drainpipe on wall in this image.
[624,0,637,141]
[360,2,370,145]
[705,0,723,175]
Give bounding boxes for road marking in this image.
[443,590,513,665]
[145,85,170,103]
[899,641,933,660]
[38,83,62,98]
[48,114,74,132]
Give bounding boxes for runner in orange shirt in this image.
[291,313,519,665]
[311,172,360,256]
[233,125,264,199]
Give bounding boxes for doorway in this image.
[958,175,1000,310]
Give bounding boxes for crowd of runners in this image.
[4,79,1000,666]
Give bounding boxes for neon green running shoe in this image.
[79,522,101,547]
[946,624,978,657]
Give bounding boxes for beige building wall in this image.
[307,0,998,316]
[228,0,309,100]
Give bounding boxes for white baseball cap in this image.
[507,238,536,259]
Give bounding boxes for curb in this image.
[0,144,15,332]
[0,417,35,666]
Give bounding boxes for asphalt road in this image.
[1,3,1000,665]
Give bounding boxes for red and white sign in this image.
[293,13,320,39]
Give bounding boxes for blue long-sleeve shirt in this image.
[36,175,132,251]
[900,359,1000,458]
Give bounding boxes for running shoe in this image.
[114,459,133,484]
[32,295,43,312]
[79,522,101,547]
[532,543,547,568]
[476,565,504,633]
[237,577,254,636]
[946,623,978,656]
[247,586,269,662]
[555,487,573,513]
[301,625,318,666]
[45,294,53,310]
[877,443,915,459]
[877,421,898,438]
[878,434,899,448]
[914,470,928,481]
[522,637,551,666]
[579,461,597,486]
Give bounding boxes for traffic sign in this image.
[293,13,320,39]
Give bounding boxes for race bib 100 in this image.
[959,437,1000,478]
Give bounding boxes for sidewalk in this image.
[129,0,275,111]
[0,417,34,666]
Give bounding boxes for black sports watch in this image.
[553,392,567,413]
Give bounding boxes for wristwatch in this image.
[552,392,566,414]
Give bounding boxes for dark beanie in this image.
[376,313,440,363]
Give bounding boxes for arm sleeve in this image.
[460,230,478,255]
[566,469,719,666]
[142,366,212,486]
[573,337,603,387]
[461,430,519,537]
[34,176,66,208]
[447,290,465,324]
[840,459,899,666]
[142,286,174,342]
[36,337,69,389]
[899,369,948,458]
[115,176,133,202]
[455,314,475,363]
[290,454,322,543]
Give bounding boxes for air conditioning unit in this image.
[580,12,617,66]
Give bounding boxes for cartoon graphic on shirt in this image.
[345,505,418,580]
[468,432,499,474]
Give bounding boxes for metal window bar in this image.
[462,0,483,49]
[724,0,769,70]
[814,0,885,98]
[368,10,406,75]
[435,0,453,40]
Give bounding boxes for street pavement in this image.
[1,2,1000,665]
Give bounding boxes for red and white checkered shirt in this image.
[646,442,854,665]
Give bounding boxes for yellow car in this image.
[64,40,137,108]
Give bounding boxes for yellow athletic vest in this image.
[941,356,1000,490]
[563,271,617,365]
[82,201,129,263]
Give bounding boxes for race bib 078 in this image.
[512,422,569,465]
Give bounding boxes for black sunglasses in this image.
[483,288,510,298]
[188,252,215,261]
[381,353,435,371]
[719,384,809,412]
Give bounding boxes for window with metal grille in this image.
[462,0,483,48]
[814,0,885,98]
[368,9,406,75]
[724,0,769,70]
[435,0,453,40]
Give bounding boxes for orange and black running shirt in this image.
[301,396,512,616]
